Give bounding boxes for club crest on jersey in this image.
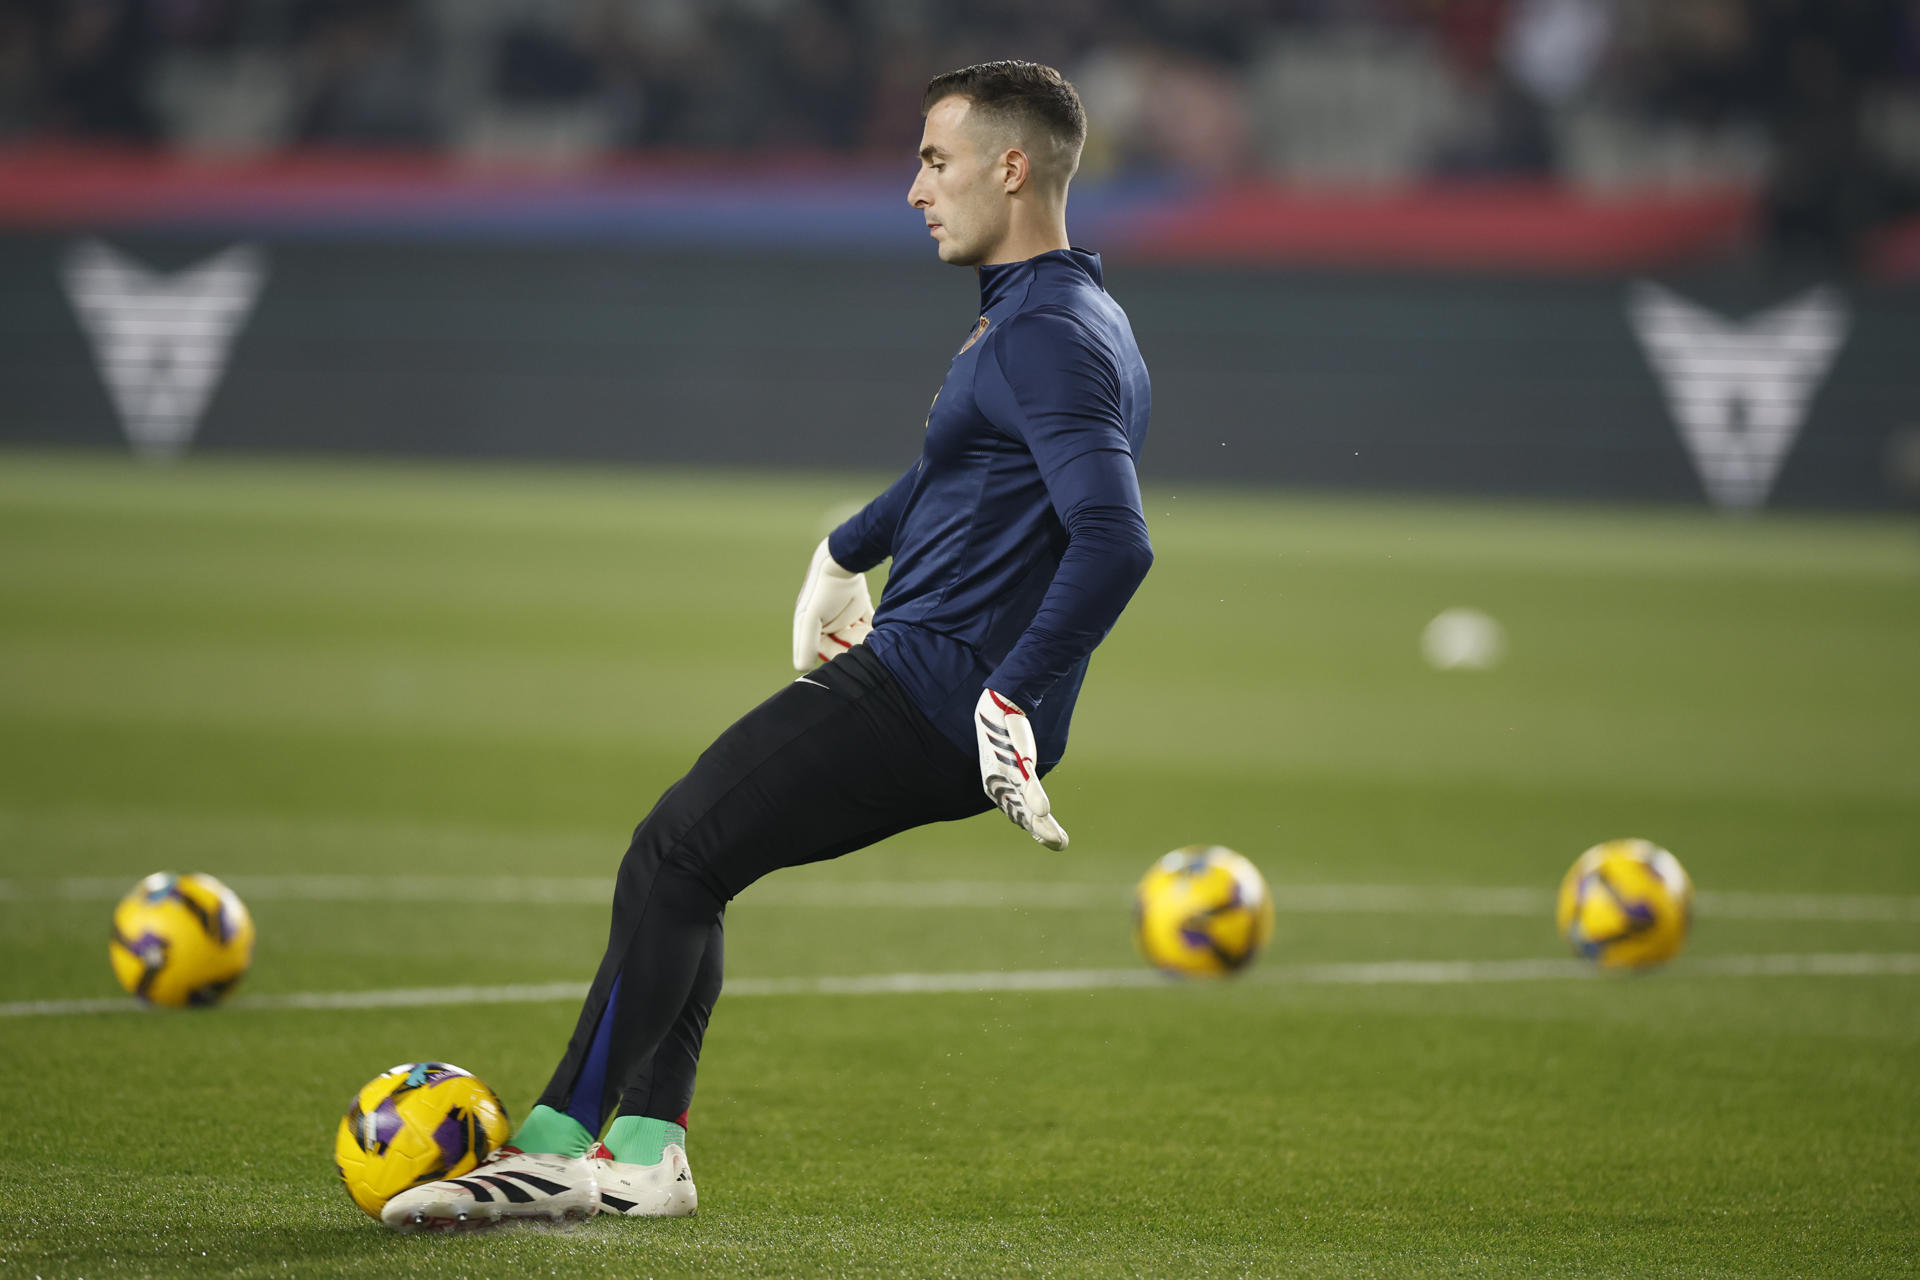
[957,316,990,355]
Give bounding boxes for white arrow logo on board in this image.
[61,240,268,461]
[1627,282,1848,509]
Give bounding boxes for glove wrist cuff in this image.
[814,536,859,580]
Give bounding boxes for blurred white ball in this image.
[1421,608,1506,671]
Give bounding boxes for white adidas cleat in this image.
[380,1145,600,1232]
[589,1141,698,1217]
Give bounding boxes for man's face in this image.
[908,96,1012,266]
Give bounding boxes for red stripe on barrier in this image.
[1116,180,1757,272]
[0,145,1803,274]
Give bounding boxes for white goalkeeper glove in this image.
[792,537,873,670]
[975,689,1068,850]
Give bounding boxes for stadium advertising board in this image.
[2,235,1912,509]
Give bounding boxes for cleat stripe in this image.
[599,1192,636,1213]
[494,1170,572,1196]
[453,1178,494,1203]
[474,1175,535,1203]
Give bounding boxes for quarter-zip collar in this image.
[977,248,1103,310]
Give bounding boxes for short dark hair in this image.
[922,60,1087,173]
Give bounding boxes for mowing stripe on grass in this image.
[7,952,1917,1018]
[5,875,1920,921]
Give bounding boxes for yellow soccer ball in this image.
[1134,845,1276,977]
[334,1062,512,1219]
[1556,838,1694,971]
[108,872,255,1007]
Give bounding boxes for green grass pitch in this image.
[1,449,1915,1278]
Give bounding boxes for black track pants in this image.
[536,644,991,1131]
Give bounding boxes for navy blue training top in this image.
[827,248,1153,767]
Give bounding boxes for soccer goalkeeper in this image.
[384,59,1154,1230]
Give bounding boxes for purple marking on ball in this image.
[368,1097,407,1151]
[1179,925,1212,950]
[432,1108,474,1169]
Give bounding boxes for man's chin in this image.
[936,241,983,267]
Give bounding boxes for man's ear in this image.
[1001,147,1031,195]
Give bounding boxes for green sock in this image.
[510,1104,594,1158]
[601,1114,687,1166]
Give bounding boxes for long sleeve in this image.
[973,308,1154,711]
[828,463,917,573]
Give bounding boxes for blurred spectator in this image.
[1637,0,1764,124]
[1083,40,1251,178]
[1504,0,1614,108]
[493,16,600,106]
[0,3,41,139]
[1491,0,1615,171]
[30,0,160,142]
[152,0,248,52]
[290,0,439,147]
[765,0,865,150]
[1752,0,1914,268]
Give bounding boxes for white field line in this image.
[4,875,1920,922]
[5,952,1918,1019]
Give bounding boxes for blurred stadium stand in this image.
[1,0,1917,505]
[5,0,1920,266]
